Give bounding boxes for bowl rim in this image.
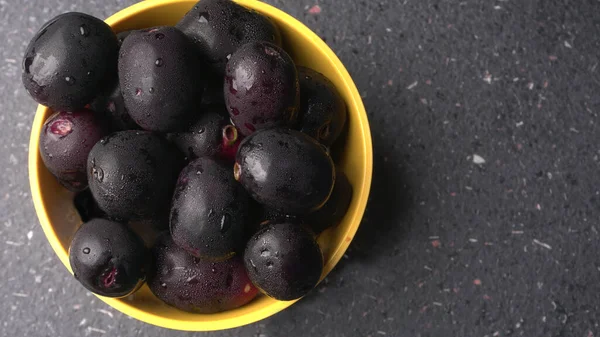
[28,0,373,331]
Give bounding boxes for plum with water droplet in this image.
[68,218,147,298]
[118,26,206,132]
[296,67,347,147]
[148,234,258,313]
[235,128,335,214]
[87,130,184,220]
[40,110,109,191]
[176,0,281,77]
[225,41,299,136]
[170,157,249,260]
[166,107,240,162]
[22,12,118,111]
[244,222,323,301]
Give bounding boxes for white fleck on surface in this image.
[473,154,486,164]
[9,154,17,165]
[494,5,502,10]
[377,331,387,336]
[432,302,443,306]
[385,28,392,32]
[86,327,106,334]
[6,241,23,246]
[34,275,42,283]
[516,121,524,127]
[97,309,114,318]
[26,230,33,240]
[12,293,28,297]
[527,82,534,90]
[483,72,492,84]
[533,239,552,250]
[512,230,524,235]
[564,41,572,48]
[469,238,478,243]
[406,81,418,90]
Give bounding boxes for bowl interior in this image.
[29,0,372,331]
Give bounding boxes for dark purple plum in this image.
[148,234,258,314]
[87,130,183,220]
[118,27,206,132]
[73,189,106,222]
[40,110,108,191]
[235,128,335,214]
[225,41,299,136]
[166,108,239,161]
[90,79,139,132]
[176,0,281,77]
[22,12,118,111]
[170,157,249,260]
[244,222,323,301]
[297,67,347,147]
[69,218,147,298]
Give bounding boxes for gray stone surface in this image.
[2,0,600,336]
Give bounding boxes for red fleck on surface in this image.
[453,287,460,293]
[549,55,558,61]
[425,79,432,85]
[387,79,393,86]
[516,143,523,150]
[536,203,542,211]
[308,5,322,14]
[473,279,482,286]
[483,294,492,300]
[543,80,549,88]
[450,192,457,197]
[420,306,428,313]
[431,240,441,248]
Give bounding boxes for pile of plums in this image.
[23,0,352,313]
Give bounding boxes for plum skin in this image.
[118,26,205,132]
[68,218,148,298]
[296,66,347,147]
[87,130,183,220]
[244,222,323,301]
[148,234,258,314]
[40,109,108,192]
[170,157,249,260]
[235,128,335,214]
[225,41,299,136]
[176,0,281,77]
[22,12,118,111]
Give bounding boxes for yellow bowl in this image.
[28,0,372,331]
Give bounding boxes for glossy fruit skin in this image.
[166,108,227,160]
[118,26,205,132]
[235,128,335,214]
[148,234,258,314]
[69,218,147,298]
[90,79,139,132]
[225,41,299,136]
[87,130,183,220]
[22,12,118,111]
[40,110,108,192]
[297,67,347,147]
[244,222,323,301]
[170,157,249,260]
[176,0,281,77]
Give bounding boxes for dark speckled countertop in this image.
[2,1,600,336]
